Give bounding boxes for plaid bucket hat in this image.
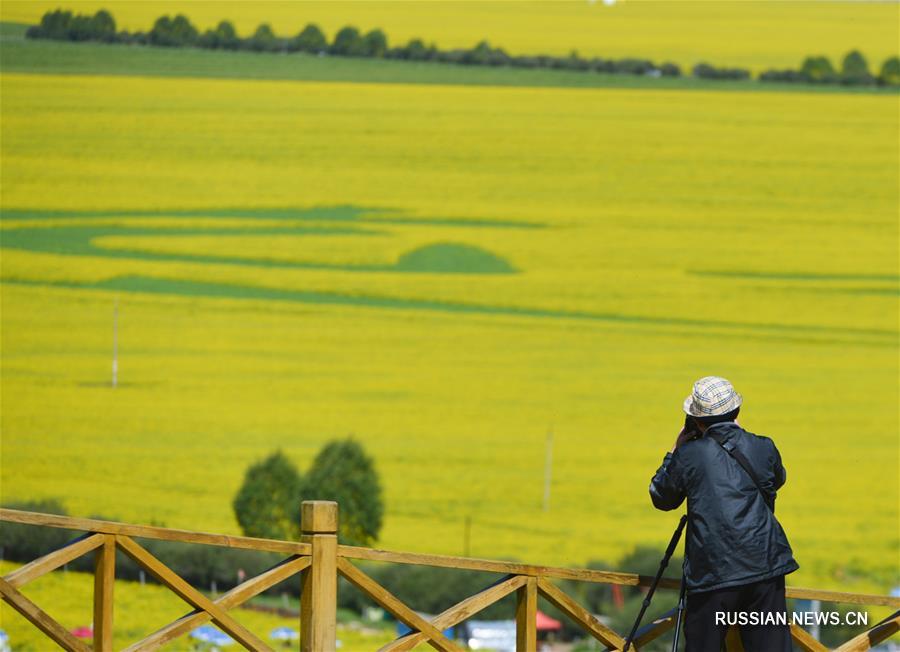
[683,376,742,417]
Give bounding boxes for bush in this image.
[149,14,199,47]
[361,29,388,57]
[199,20,240,50]
[659,62,681,77]
[758,68,809,83]
[290,23,327,54]
[841,49,874,85]
[299,439,384,546]
[233,450,303,540]
[801,55,837,83]
[461,41,510,67]
[692,62,750,80]
[248,23,281,52]
[614,58,656,75]
[879,56,900,86]
[331,26,365,56]
[0,499,73,562]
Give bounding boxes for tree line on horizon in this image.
[26,8,900,86]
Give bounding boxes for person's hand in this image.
[671,427,694,453]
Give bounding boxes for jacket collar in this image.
[704,421,742,441]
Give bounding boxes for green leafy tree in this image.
[90,10,116,41]
[149,14,199,47]
[200,20,240,50]
[841,49,873,85]
[330,26,364,56]
[233,450,303,540]
[248,23,280,52]
[800,55,836,83]
[290,23,327,53]
[362,29,388,57]
[299,439,384,546]
[880,56,900,86]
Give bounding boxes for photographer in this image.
[649,376,799,651]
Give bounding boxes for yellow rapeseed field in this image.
[1,0,899,72]
[2,69,896,611]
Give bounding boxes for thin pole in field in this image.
[543,425,553,512]
[112,297,118,388]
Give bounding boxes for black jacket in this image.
[649,421,799,593]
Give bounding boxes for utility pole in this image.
[111,297,119,388]
[543,425,553,512]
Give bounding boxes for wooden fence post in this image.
[516,577,537,651]
[93,534,115,651]
[300,501,338,652]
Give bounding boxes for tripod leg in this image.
[671,575,687,652]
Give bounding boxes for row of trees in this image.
[761,51,900,87]
[26,9,900,86]
[26,8,682,79]
[27,9,900,88]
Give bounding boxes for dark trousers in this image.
[684,575,793,652]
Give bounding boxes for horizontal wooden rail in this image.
[0,508,310,555]
[2,506,898,652]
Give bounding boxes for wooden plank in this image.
[785,587,900,609]
[115,535,272,651]
[631,607,677,648]
[301,501,338,652]
[516,577,537,652]
[790,623,828,652]
[93,535,115,652]
[123,556,310,652]
[537,577,626,649]
[337,557,464,652]
[833,610,900,652]
[381,575,526,652]
[4,533,104,588]
[0,508,310,556]
[340,544,677,590]
[0,576,91,652]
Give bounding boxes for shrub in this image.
[199,20,240,50]
[149,14,199,47]
[659,62,681,77]
[361,29,388,57]
[233,450,303,540]
[0,499,72,562]
[841,49,874,85]
[331,26,365,56]
[299,439,384,546]
[614,58,656,75]
[692,62,750,80]
[248,23,281,52]
[879,56,900,86]
[290,23,327,54]
[800,55,837,83]
[758,68,809,83]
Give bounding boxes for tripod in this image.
[623,514,688,652]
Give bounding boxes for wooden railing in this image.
[1,502,897,651]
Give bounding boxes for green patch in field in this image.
[395,242,516,274]
[0,206,543,230]
[6,276,895,347]
[1,206,536,274]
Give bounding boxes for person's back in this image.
[649,376,798,651]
